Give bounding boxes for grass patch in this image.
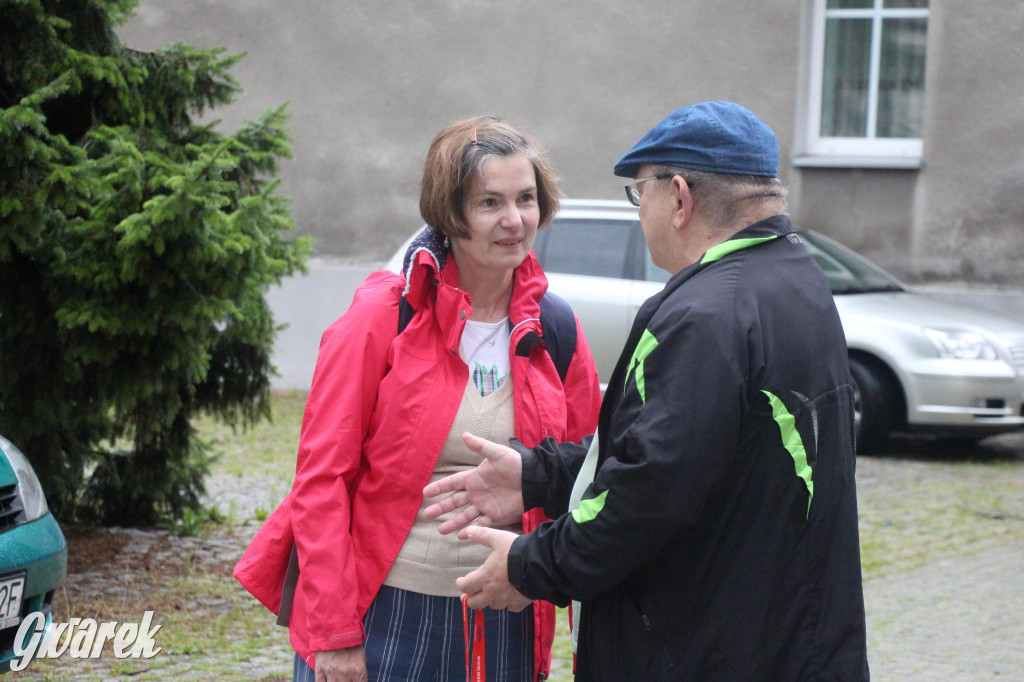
[21,524,294,681]
[194,391,307,481]
[856,455,1024,579]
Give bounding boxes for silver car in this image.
[390,199,1024,451]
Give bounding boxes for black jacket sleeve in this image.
[512,434,592,519]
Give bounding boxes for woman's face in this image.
[451,154,540,279]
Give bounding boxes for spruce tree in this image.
[0,0,311,525]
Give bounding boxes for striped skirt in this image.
[293,585,534,681]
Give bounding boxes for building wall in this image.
[116,0,1024,284]
[911,0,1024,283]
[788,0,1024,283]
[115,1,800,257]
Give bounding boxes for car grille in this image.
[1008,339,1024,374]
[0,483,23,532]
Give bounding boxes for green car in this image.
[0,435,67,674]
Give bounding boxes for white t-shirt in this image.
[461,317,511,396]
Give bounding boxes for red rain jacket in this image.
[234,249,601,679]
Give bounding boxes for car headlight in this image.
[1,437,50,522]
[923,328,999,361]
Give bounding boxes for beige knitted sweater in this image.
[383,375,519,597]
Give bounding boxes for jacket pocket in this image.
[626,594,678,678]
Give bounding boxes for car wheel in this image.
[849,356,897,453]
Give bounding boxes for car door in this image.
[534,216,666,384]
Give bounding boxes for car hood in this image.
[834,291,1024,337]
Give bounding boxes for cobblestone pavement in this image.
[865,538,1024,681]
[857,433,1024,682]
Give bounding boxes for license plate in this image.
[0,573,26,630]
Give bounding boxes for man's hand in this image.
[423,433,525,535]
[457,526,533,612]
[314,645,367,681]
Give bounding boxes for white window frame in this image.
[794,0,929,169]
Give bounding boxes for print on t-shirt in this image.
[462,317,511,397]
[472,363,506,397]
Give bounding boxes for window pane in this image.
[877,18,927,138]
[828,0,872,8]
[885,0,928,8]
[540,220,632,278]
[822,18,871,137]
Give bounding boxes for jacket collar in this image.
[632,214,797,328]
[400,225,447,311]
[399,225,550,343]
[608,214,798,403]
[663,214,796,290]
[699,214,796,265]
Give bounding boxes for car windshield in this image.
[799,231,905,295]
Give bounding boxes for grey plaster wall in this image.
[911,0,1024,283]
[793,168,918,275]
[116,0,801,261]
[109,1,1024,392]
[115,1,1024,285]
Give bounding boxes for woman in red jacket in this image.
[234,116,601,682]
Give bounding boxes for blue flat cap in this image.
[614,101,778,178]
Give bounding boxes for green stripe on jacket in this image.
[762,389,814,517]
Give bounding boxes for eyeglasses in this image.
[624,174,673,206]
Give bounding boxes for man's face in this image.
[634,164,674,272]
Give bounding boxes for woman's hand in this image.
[315,646,367,682]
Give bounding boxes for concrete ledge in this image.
[267,267,1024,391]
[268,262,376,390]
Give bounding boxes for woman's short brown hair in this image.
[419,116,562,240]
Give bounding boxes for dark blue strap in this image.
[538,291,577,383]
[398,296,415,334]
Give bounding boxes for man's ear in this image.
[671,175,694,230]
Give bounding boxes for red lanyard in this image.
[461,594,486,682]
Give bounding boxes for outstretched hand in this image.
[457,526,532,612]
[423,433,525,535]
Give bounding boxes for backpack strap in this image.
[398,296,416,334]
[538,291,577,383]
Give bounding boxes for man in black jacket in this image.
[425,101,869,680]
